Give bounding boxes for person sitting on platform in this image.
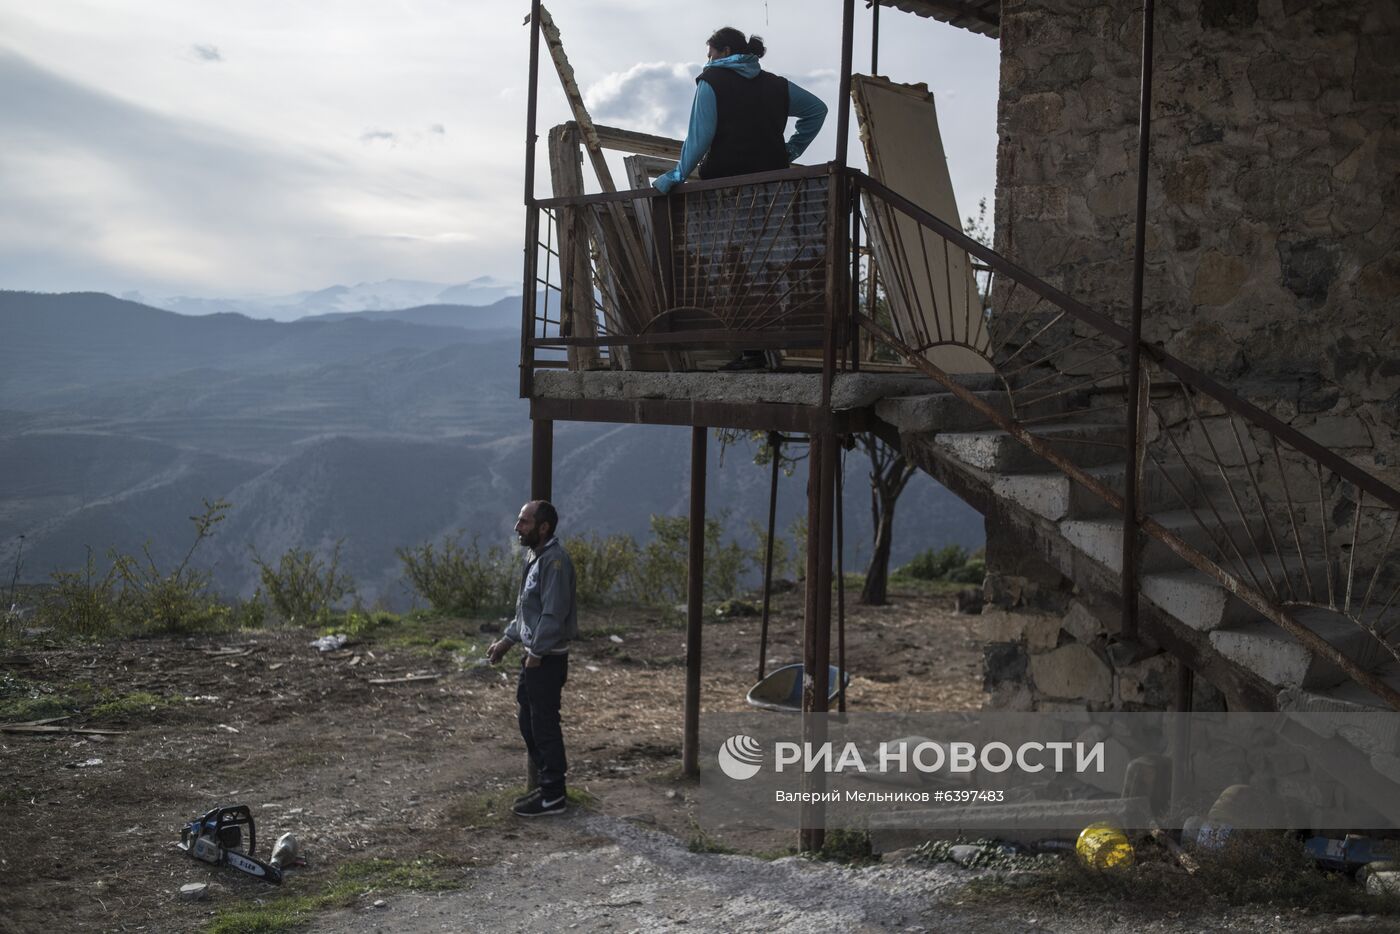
[653,27,828,371]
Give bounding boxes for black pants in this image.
[517,654,568,799]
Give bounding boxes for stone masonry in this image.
[993,0,1400,481]
[979,1,1400,707]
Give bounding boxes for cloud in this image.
[0,49,495,294]
[191,43,222,63]
[359,128,397,145]
[428,123,445,135]
[585,61,697,138]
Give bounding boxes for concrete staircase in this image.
[871,386,1400,717]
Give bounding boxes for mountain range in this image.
[123,276,520,322]
[0,289,983,608]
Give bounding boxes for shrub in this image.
[252,541,355,625]
[947,556,987,584]
[897,544,968,581]
[628,513,751,607]
[39,547,120,637]
[747,519,793,581]
[39,500,231,637]
[564,532,638,606]
[397,534,519,615]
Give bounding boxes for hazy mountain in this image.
[147,276,520,322]
[302,295,525,331]
[0,290,984,608]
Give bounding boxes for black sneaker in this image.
[512,792,567,818]
[512,788,542,808]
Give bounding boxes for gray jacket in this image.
[503,537,577,656]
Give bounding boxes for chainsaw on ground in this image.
[178,804,283,884]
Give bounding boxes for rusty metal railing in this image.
[524,165,844,378]
[849,170,1400,711]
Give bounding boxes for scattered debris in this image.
[203,647,256,658]
[3,722,125,736]
[609,634,624,644]
[179,882,209,901]
[367,674,439,686]
[269,833,299,869]
[71,757,104,768]
[217,724,240,734]
[310,634,349,653]
[372,898,388,909]
[1149,826,1199,875]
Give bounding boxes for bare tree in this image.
[859,434,915,605]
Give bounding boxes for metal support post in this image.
[520,0,543,399]
[682,426,707,778]
[1121,0,1155,642]
[758,432,782,682]
[531,418,553,503]
[1172,660,1194,815]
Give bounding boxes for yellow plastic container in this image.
[1076,822,1135,870]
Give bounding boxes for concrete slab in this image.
[936,422,1126,474]
[532,370,995,410]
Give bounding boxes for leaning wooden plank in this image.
[549,123,602,370]
[851,74,992,375]
[534,6,661,345]
[591,123,683,161]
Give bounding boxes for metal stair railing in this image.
[850,169,1400,711]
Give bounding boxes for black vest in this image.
[696,68,790,180]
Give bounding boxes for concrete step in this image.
[1061,509,1258,574]
[875,390,1023,434]
[935,421,1126,474]
[990,461,1206,523]
[1209,608,1390,689]
[1139,552,1339,634]
[1140,568,1261,633]
[1279,661,1400,716]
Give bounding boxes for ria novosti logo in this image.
[717,735,764,780]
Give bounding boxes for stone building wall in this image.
[993,0,1400,481]
[977,0,1400,709]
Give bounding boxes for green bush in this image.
[627,513,751,607]
[252,541,355,625]
[747,519,794,581]
[39,547,120,637]
[397,534,519,616]
[947,557,987,584]
[565,532,638,606]
[897,544,968,581]
[38,500,232,637]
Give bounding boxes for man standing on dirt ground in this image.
[487,500,577,818]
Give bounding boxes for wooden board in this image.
[851,75,992,374]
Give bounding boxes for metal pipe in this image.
[871,0,880,75]
[530,418,553,502]
[1121,0,1156,643]
[683,426,707,778]
[1172,660,1193,814]
[836,440,847,713]
[836,0,856,168]
[800,433,829,852]
[520,0,544,399]
[758,432,782,682]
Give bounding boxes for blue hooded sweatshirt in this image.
[652,54,827,194]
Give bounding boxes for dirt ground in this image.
[2,584,1396,933]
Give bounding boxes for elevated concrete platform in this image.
[532,370,998,411]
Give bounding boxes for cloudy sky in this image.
[0,1,998,300]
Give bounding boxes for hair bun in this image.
[747,35,766,58]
